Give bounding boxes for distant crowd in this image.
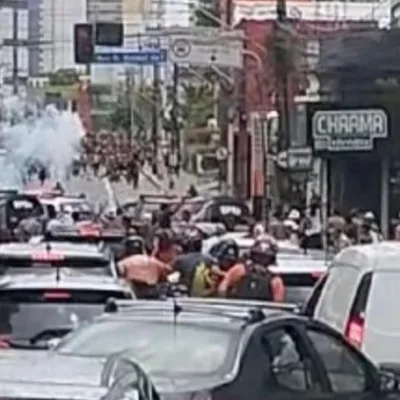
[80,131,153,187]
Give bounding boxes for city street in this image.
[64,167,200,206]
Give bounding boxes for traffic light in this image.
[74,23,93,64]
[96,22,123,46]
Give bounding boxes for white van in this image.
[304,242,400,365]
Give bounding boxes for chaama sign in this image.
[312,109,388,151]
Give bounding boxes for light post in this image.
[216,146,229,192]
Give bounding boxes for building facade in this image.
[39,0,87,73]
[0,6,29,81]
[307,28,400,236]
[228,0,391,200]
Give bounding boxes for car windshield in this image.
[0,257,112,275]
[57,320,240,377]
[0,289,130,342]
[59,201,93,214]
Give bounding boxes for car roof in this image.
[0,242,109,259]
[0,272,129,292]
[98,298,300,330]
[333,241,400,272]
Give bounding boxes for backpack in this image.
[229,264,273,301]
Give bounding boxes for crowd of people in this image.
[268,202,386,253]
[80,131,153,187]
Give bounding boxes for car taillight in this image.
[31,252,64,261]
[43,291,71,300]
[345,314,365,347]
[78,224,101,236]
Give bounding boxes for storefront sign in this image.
[312,109,388,151]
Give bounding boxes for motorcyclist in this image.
[210,239,240,272]
[172,229,222,296]
[101,209,123,230]
[152,229,180,265]
[15,211,43,242]
[361,211,382,243]
[117,245,171,299]
[121,236,145,258]
[218,238,285,302]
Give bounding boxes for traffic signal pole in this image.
[12,7,18,94]
[151,63,160,176]
[275,0,290,151]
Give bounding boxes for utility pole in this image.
[219,0,233,152]
[127,71,135,145]
[151,62,160,175]
[237,45,248,199]
[232,0,248,199]
[12,7,18,94]
[275,0,291,151]
[171,63,179,157]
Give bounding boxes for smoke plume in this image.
[0,95,84,188]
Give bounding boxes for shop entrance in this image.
[329,155,381,217]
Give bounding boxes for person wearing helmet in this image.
[287,208,301,224]
[123,236,145,257]
[362,211,382,243]
[117,233,171,299]
[218,238,285,302]
[152,229,180,264]
[172,229,223,297]
[211,239,240,272]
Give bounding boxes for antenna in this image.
[45,241,60,282]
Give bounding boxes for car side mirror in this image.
[379,367,400,392]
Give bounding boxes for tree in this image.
[108,85,154,135]
[179,83,215,128]
[48,69,80,86]
[191,0,220,27]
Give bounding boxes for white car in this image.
[304,241,400,365]
[40,196,93,216]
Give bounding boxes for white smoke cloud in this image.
[0,95,84,188]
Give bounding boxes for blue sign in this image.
[93,49,167,64]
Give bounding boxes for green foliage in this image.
[109,102,131,132]
[108,85,154,133]
[48,69,80,86]
[192,0,220,27]
[180,83,215,128]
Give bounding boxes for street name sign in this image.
[312,109,388,151]
[93,50,167,64]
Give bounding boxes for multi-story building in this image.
[0,4,29,81]
[38,0,87,73]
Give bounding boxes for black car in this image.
[52,298,400,400]
[0,191,43,240]
[192,196,250,230]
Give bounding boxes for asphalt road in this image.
[64,167,199,206]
